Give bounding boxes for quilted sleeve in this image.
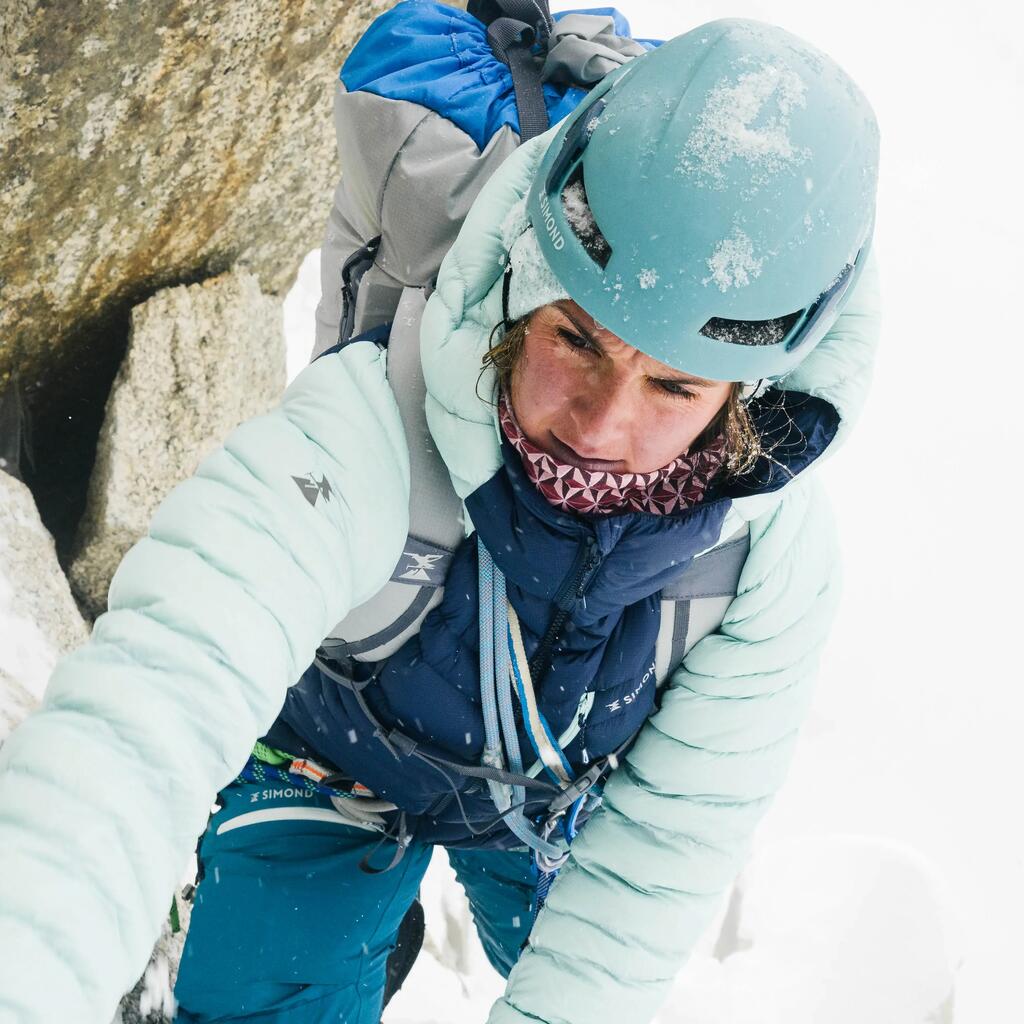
[489,476,842,1024]
[0,343,409,1024]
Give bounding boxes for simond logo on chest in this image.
[605,661,657,713]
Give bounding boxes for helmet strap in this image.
[739,379,768,404]
[501,261,515,330]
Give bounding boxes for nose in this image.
[565,373,634,461]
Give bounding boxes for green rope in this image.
[252,740,293,766]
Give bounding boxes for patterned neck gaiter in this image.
[498,394,725,517]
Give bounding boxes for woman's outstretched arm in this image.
[0,341,409,1024]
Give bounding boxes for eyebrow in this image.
[557,306,717,387]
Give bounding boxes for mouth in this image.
[546,432,628,473]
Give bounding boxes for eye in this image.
[556,327,595,353]
[652,378,698,401]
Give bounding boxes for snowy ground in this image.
[281,2,1024,1020]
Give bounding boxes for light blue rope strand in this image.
[479,543,562,860]
[478,544,511,813]
[493,567,525,787]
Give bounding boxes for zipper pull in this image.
[576,538,601,598]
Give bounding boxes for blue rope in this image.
[493,566,526,795]
[479,543,511,817]
[566,796,585,841]
[234,755,351,800]
[478,541,563,860]
[534,864,561,922]
[507,619,573,782]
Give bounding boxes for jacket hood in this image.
[420,125,881,524]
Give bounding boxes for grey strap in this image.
[660,529,751,601]
[655,525,752,685]
[472,0,554,142]
[472,4,646,137]
[339,235,381,346]
[487,17,550,142]
[386,290,465,548]
[668,599,690,681]
[341,588,436,657]
[319,288,465,663]
[470,1,554,41]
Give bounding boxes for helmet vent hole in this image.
[560,165,613,270]
[700,310,803,347]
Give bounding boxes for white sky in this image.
[283,4,1024,1020]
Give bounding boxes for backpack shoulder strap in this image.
[319,288,465,664]
[654,524,751,684]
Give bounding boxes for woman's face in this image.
[509,301,732,474]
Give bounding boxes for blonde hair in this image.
[481,314,764,478]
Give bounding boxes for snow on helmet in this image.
[522,18,880,382]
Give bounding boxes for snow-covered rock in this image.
[0,471,89,742]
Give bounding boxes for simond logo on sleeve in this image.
[292,472,334,507]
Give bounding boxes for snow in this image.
[561,179,597,244]
[379,835,961,1024]
[384,857,505,1023]
[137,953,177,1020]
[282,247,321,383]
[709,837,960,1023]
[703,227,763,291]
[680,59,810,188]
[0,572,57,733]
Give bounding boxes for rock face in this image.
[0,473,89,742]
[0,0,396,394]
[69,270,285,620]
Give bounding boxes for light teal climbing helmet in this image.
[525,18,880,382]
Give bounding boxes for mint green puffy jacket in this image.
[0,131,880,1023]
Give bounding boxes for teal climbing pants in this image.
[174,777,538,1023]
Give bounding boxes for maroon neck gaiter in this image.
[498,394,725,517]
